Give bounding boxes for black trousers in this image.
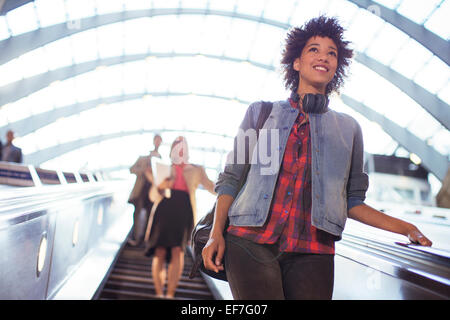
[224,233,334,300]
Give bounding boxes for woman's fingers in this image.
[202,237,225,273]
[202,238,218,272]
[408,229,432,247]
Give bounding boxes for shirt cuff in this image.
[215,185,238,198]
[347,197,365,210]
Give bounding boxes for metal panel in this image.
[348,0,450,65]
[342,94,449,181]
[0,211,56,299]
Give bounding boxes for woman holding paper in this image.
[144,136,216,298]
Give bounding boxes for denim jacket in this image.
[215,99,369,240]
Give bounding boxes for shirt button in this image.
[287,192,292,195]
[284,210,289,214]
[263,194,269,199]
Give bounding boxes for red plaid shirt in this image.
[227,98,336,254]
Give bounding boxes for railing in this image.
[0,162,133,299]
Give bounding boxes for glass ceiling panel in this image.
[17,47,49,79]
[364,22,409,66]
[207,0,237,12]
[70,28,98,63]
[389,37,434,79]
[123,0,152,11]
[234,0,267,17]
[0,16,10,41]
[325,0,360,26]
[34,0,67,28]
[424,0,450,40]
[95,0,125,15]
[222,18,259,59]
[248,23,285,66]
[290,0,333,24]
[65,0,97,21]
[413,55,450,94]
[6,2,39,36]
[262,0,298,22]
[396,0,443,25]
[0,58,21,86]
[345,7,385,53]
[437,81,450,105]
[97,23,125,59]
[43,36,74,70]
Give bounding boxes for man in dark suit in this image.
[1,130,22,163]
[128,134,162,246]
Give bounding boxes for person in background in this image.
[1,130,22,163]
[127,134,162,246]
[202,15,432,300]
[145,136,216,299]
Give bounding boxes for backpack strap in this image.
[237,101,273,190]
[255,101,273,137]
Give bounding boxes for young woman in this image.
[202,16,432,300]
[145,136,216,298]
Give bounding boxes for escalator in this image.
[97,243,216,300]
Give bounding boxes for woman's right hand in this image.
[202,232,226,273]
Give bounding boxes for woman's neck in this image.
[297,82,326,96]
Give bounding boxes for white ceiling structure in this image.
[0,0,448,194]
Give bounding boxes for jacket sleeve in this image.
[215,101,261,198]
[346,120,369,210]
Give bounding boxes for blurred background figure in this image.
[1,130,22,163]
[145,136,216,298]
[127,134,162,246]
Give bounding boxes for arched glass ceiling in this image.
[0,0,448,188]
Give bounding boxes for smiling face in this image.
[293,36,338,94]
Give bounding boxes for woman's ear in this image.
[293,57,301,72]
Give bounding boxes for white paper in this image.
[151,157,171,186]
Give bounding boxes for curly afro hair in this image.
[281,15,353,96]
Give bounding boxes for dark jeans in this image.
[225,233,334,300]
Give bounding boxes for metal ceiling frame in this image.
[347,0,449,65]
[1,51,448,130]
[341,94,448,180]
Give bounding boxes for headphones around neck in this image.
[290,91,329,114]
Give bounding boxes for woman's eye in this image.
[309,47,318,52]
[329,51,337,56]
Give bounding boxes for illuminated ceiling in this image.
[0,0,448,183]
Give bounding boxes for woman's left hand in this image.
[407,226,432,246]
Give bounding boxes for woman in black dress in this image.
[145,136,216,298]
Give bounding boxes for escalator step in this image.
[97,243,216,300]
